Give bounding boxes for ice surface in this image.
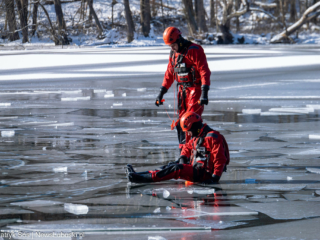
[1,130,15,137]
[242,109,261,114]
[256,184,306,191]
[61,97,90,101]
[93,89,107,93]
[64,203,88,215]
[237,202,320,219]
[104,93,115,98]
[309,134,320,139]
[306,168,320,174]
[53,167,67,173]
[137,88,147,92]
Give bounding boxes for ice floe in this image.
[242,109,261,114]
[61,97,90,101]
[64,203,88,215]
[306,168,320,174]
[1,130,15,137]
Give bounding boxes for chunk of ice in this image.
[306,168,320,174]
[306,104,320,109]
[191,189,215,194]
[122,93,127,97]
[242,109,261,114]
[61,97,90,101]
[113,103,123,106]
[309,134,320,140]
[53,167,67,173]
[166,206,171,211]
[1,130,15,137]
[287,176,293,181]
[148,236,167,240]
[256,184,306,191]
[11,200,62,207]
[153,208,161,213]
[104,93,115,98]
[64,203,88,215]
[94,89,107,93]
[0,103,11,107]
[137,88,146,92]
[163,190,170,198]
[268,107,314,114]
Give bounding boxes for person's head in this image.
[163,27,182,53]
[180,112,203,138]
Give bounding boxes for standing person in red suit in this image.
[155,27,211,152]
[126,112,229,184]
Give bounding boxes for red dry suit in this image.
[150,124,229,183]
[162,43,211,118]
[162,42,211,149]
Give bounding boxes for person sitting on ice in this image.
[126,112,230,184]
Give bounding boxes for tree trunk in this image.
[15,0,29,43]
[87,0,103,35]
[271,2,320,43]
[88,0,93,21]
[210,0,215,27]
[151,0,157,17]
[4,0,20,41]
[289,0,297,22]
[218,24,233,44]
[140,0,150,37]
[235,0,240,32]
[53,0,66,30]
[182,0,198,35]
[124,0,135,42]
[197,0,208,32]
[194,0,199,24]
[31,2,39,36]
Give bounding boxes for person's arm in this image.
[189,46,211,105]
[207,135,227,177]
[155,57,175,107]
[180,138,193,161]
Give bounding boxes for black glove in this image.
[155,87,167,107]
[178,155,189,164]
[202,174,220,185]
[199,85,209,105]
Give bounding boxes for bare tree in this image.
[31,1,39,36]
[140,0,150,37]
[210,0,215,27]
[4,0,20,41]
[271,2,320,43]
[87,0,103,35]
[53,0,66,30]
[289,0,297,22]
[124,0,135,42]
[197,0,208,32]
[217,0,249,44]
[182,0,198,35]
[15,0,29,43]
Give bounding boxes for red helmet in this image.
[180,112,202,132]
[163,27,181,45]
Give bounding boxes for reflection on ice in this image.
[61,97,90,101]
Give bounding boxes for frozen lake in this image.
[0,45,320,239]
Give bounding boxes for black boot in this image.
[128,172,153,183]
